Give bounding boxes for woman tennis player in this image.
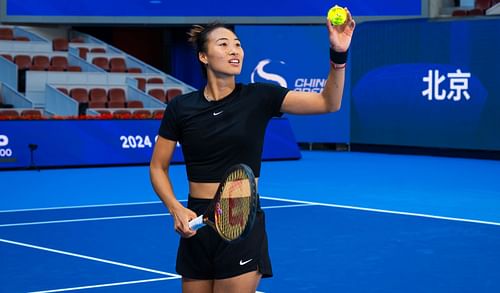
[150,10,355,293]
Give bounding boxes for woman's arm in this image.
[281,9,356,115]
[150,136,197,237]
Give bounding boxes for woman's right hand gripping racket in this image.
[188,164,258,242]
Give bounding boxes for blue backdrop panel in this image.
[4,0,422,17]
[0,118,300,169]
[236,25,350,143]
[350,18,500,151]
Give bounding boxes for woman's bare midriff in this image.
[189,178,259,199]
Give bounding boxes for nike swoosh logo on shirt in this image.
[213,111,223,116]
[239,259,253,266]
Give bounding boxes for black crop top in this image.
[158,83,289,182]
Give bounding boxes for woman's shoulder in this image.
[169,89,201,106]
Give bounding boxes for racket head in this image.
[212,164,257,242]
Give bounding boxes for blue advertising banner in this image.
[236,25,350,143]
[0,118,300,169]
[350,18,500,151]
[3,0,422,17]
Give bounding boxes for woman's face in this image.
[200,27,244,77]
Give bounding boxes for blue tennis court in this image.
[1,151,500,292]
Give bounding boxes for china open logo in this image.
[0,134,13,157]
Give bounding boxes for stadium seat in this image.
[0,28,14,40]
[108,88,126,102]
[30,65,46,71]
[88,101,107,108]
[108,100,126,108]
[71,37,85,43]
[90,47,106,53]
[57,88,69,95]
[127,67,142,73]
[78,47,89,59]
[92,57,110,71]
[109,58,127,72]
[1,54,13,62]
[52,38,69,51]
[135,77,146,91]
[148,88,166,102]
[475,0,493,10]
[21,109,42,119]
[32,55,50,70]
[89,88,108,102]
[14,36,30,42]
[70,88,89,103]
[51,56,69,70]
[14,55,32,70]
[166,88,183,102]
[127,100,144,108]
[67,65,82,72]
[152,109,164,119]
[0,109,19,118]
[147,77,163,84]
[112,109,132,119]
[133,109,152,118]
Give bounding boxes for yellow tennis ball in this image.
[327,5,347,26]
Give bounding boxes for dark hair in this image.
[187,22,232,78]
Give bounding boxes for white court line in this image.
[0,213,170,228]
[261,196,500,227]
[0,203,310,228]
[0,238,180,278]
[0,200,174,213]
[29,277,178,293]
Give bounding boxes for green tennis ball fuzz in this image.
[327,5,347,26]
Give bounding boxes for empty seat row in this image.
[0,109,43,119]
[58,87,127,103]
[135,77,165,91]
[88,100,144,109]
[92,57,141,73]
[52,37,86,51]
[148,88,182,103]
[0,28,30,41]
[1,54,81,72]
[95,109,164,119]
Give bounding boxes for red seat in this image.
[88,101,107,108]
[127,100,144,108]
[166,88,183,102]
[57,88,69,95]
[90,47,106,53]
[89,88,107,102]
[452,9,467,16]
[67,66,82,72]
[109,58,127,72]
[52,38,69,51]
[113,109,132,119]
[0,109,19,119]
[92,57,110,71]
[152,109,164,119]
[78,47,89,59]
[32,55,50,70]
[51,56,68,70]
[135,78,146,91]
[70,88,89,103]
[30,64,46,71]
[0,28,14,40]
[133,109,152,119]
[21,109,42,119]
[147,77,164,84]
[1,54,13,62]
[127,67,142,73]
[108,88,126,102]
[14,55,32,70]
[108,100,126,108]
[14,36,30,42]
[148,89,166,102]
[71,37,85,43]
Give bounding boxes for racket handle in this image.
[188,215,205,231]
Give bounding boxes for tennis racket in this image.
[188,163,258,242]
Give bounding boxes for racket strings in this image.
[215,169,253,241]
